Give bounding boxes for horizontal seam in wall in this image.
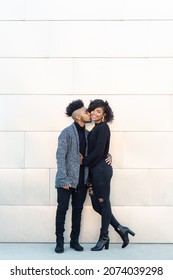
[0,19,173,22]
[1,93,173,96]
[0,131,173,133]
[0,57,173,59]
[0,167,173,170]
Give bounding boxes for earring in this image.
[102,117,105,122]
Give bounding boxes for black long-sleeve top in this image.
[74,122,86,157]
[83,122,110,168]
[74,122,86,185]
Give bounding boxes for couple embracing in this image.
[55,99,135,253]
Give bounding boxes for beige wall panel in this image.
[0,0,172,246]
[0,169,49,205]
[111,169,149,206]
[0,132,24,168]
[0,0,25,20]
[1,95,170,131]
[121,132,173,168]
[84,192,92,207]
[73,58,173,95]
[50,169,57,206]
[0,206,173,242]
[79,206,101,243]
[149,169,173,206]
[109,206,173,243]
[2,0,172,21]
[0,58,73,94]
[25,0,173,20]
[0,169,23,205]
[0,95,73,131]
[170,95,173,130]
[21,169,50,205]
[106,95,170,131]
[25,132,58,168]
[0,206,56,242]
[0,22,49,57]
[0,206,98,243]
[109,132,124,169]
[50,21,173,57]
[0,58,172,95]
[122,0,173,20]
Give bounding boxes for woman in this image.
[83,99,135,251]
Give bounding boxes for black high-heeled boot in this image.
[115,225,135,248]
[91,232,110,251]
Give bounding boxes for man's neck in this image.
[75,120,85,127]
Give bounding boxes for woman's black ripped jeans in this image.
[89,160,119,233]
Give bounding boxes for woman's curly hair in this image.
[87,99,114,123]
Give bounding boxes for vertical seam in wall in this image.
[47,20,50,58]
[24,131,26,168]
[148,168,151,206]
[170,94,172,131]
[122,131,125,170]
[72,57,75,94]
[49,168,51,206]
[24,0,26,21]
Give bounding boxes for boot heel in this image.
[91,236,110,251]
[115,225,135,248]
[105,240,109,250]
[128,229,135,236]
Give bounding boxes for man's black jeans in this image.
[55,185,88,243]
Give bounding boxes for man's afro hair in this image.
[66,99,84,117]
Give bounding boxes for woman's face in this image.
[90,107,106,123]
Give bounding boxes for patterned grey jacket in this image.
[55,123,88,189]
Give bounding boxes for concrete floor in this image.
[0,243,173,260]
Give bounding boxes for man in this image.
[55,99,112,253]
[55,100,91,253]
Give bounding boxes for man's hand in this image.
[63,185,71,190]
[105,154,112,165]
